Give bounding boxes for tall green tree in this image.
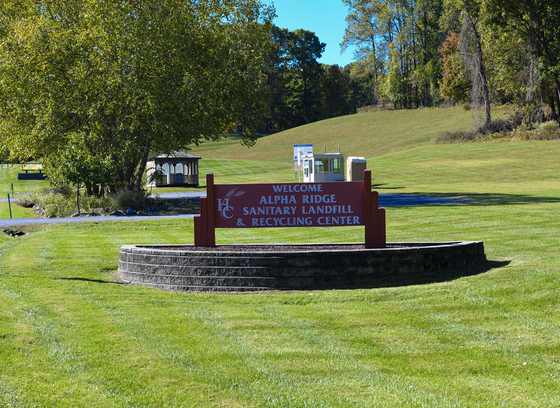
[343,0,444,108]
[265,26,325,128]
[285,29,326,125]
[0,0,274,192]
[319,65,350,118]
[485,0,560,118]
[342,0,386,104]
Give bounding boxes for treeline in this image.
[331,0,560,128]
[262,27,372,131]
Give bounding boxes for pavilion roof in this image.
[149,151,201,160]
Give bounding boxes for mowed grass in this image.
[0,167,42,219]
[0,166,48,196]
[2,107,560,407]
[0,202,36,219]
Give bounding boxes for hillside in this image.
[192,107,560,200]
[194,107,473,162]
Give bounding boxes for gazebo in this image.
[147,151,200,188]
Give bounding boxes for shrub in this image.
[512,120,560,141]
[17,188,157,217]
[51,185,74,198]
[535,120,560,140]
[107,190,152,212]
[433,130,477,143]
[17,188,105,217]
[17,194,36,208]
[477,119,514,135]
[20,189,78,217]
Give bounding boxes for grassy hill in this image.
[2,107,560,407]
[190,107,474,185]
[193,107,559,199]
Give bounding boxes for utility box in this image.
[346,157,367,181]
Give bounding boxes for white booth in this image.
[303,153,345,183]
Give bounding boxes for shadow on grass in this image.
[57,277,126,285]
[372,183,406,190]
[361,259,511,289]
[404,192,560,207]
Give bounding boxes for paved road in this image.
[153,192,474,207]
[0,192,473,227]
[0,214,196,228]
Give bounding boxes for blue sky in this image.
[264,0,356,67]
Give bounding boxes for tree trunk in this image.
[460,12,491,125]
[471,19,491,124]
[554,78,560,119]
[134,143,151,192]
[76,183,81,215]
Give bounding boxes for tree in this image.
[485,0,560,118]
[285,29,326,125]
[383,43,406,108]
[0,0,274,193]
[482,26,534,105]
[448,0,492,125]
[319,65,350,118]
[265,26,325,129]
[439,33,471,102]
[342,0,386,102]
[343,0,445,109]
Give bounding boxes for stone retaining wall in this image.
[118,242,487,292]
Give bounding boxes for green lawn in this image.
[0,166,48,197]
[0,167,42,219]
[0,202,36,219]
[1,107,560,407]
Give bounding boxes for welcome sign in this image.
[214,182,365,228]
[194,172,386,248]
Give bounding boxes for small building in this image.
[147,152,200,188]
[303,153,345,183]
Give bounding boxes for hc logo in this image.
[217,198,234,219]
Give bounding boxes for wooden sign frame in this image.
[194,170,385,248]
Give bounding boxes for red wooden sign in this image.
[194,170,386,248]
[214,182,365,228]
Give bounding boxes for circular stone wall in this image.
[117,242,486,292]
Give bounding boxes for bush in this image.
[107,190,152,212]
[433,130,477,143]
[512,120,560,141]
[51,185,74,198]
[477,119,514,135]
[17,189,81,217]
[536,120,560,140]
[17,188,156,217]
[18,188,106,217]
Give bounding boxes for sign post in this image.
[194,170,386,248]
[7,194,12,219]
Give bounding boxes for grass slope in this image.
[1,108,560,407]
